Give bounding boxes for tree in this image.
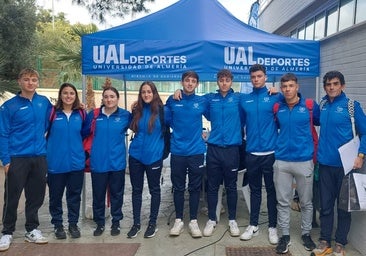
[72,0,155,24]
[0,0,38,93]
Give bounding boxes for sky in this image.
[36,0,257,29]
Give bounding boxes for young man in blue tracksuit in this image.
[311,71,366,256]
[202,69,243,237]
[239,64,280,245]
[0,69,52,252]
[165,71,208,238]
[87,87,131,237]
[272,73,320,254]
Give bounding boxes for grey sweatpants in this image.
[273,160,314,236]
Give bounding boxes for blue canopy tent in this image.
[81,0,320,82]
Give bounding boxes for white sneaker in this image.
[240,225,259,240]
[268,227,279,244]
[228,220,240,237]
[188,220,202,238]
[203,220,216,237]
[0,234,12,252]
[25,229,48,244]
[170,219,184,236]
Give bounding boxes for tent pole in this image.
[81,74,86,220]
[123,75,127,110]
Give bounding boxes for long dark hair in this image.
[130,81,163,133]
[55,83,82,110]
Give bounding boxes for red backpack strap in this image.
[49,106,56,122]
[90,108,100,134]
[305,99,314,126]
[78,109,87,121]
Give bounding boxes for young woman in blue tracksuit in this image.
[47,83,87,239]
[86,86,131,237]
[127,81,165,239]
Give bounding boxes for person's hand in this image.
[80,102,87,110]
[173,89,182,100]
[268,86,278,95]
[354,155,364,170]
[4,164,9,175]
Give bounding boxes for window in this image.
[290,30,297,39]
[326,7,338,36]
[305,20,315,40]
[314,14,325,40]
[356,0,366,23]
[338,0,355,31]
[298,26,305,39]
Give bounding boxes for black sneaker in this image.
[144,224,158,238]
[93,225,105,236]
[111,223,121,236]
[276,235,291,254]
[302,234,316,251]
[127,224,141,238]
[54,226,66,239]
[68,224,81,238]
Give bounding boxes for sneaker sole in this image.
[144,228,158,238]
[0,245,10,252]
[310,247,333,256]
[127,230,141,239]
[240,230,259,241]
[25,238,48,244]
[169,228,183,236]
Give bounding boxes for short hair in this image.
[249,64,266,75]
[18,68,39,79]
[323,71,345,87]
[217,69,233,81]
[280,73,298,83]
[182,71,199,83]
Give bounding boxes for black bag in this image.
[159,106,171,160]
[339,167,366,212]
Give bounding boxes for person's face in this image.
[280,80,299,102]
[18,74,39,94]
[324,77,344,101]
[217,76,232,95]
[102,89,119,108]
[61,86,76,107]
[182,76,198,95]
[141,84,153,104]
[250,70,267,88]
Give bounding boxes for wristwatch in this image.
[358,153,365,159]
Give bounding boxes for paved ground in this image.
[0,164,363,256]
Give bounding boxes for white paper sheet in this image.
[352,173,366,210]
[338,136,360,175]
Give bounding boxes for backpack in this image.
[83,108,100,172]
[273,99,318,163]
[159,106,171,160]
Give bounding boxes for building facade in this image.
[256,0,366,254]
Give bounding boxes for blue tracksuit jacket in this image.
[47,109,87,173]
[128,104,165,165]
[274,96,320,161]
[318,92,366,167]
[165,92,208,156]
[240,86,280,153]
[204,89,243,147]
[87,107,131,172]
[0,93,52,165]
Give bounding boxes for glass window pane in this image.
[290,30,297,39]
[298,26,305,39]
[356,0,366,23]
[314,14,325,40]
[305,21,314,40]
[326,7,338,36]
[339,0,355,31]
